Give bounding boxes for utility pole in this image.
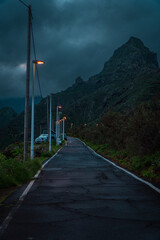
[24,5,31,161]
[56,106,62,145]
[62,117,66,141]
[56,106,58,145]
[30,61,35,160]
[63,119,64,141]
[51,97,54,132]
[49,94,52,152]
[30,60,45,160]
[47,95,50,138]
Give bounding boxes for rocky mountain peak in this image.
[89,36,159,84]
[126,36,145,48]
[110,36,159,69]
[73,76,84,87]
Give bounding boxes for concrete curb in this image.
[78,138,160,194]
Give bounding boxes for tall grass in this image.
[0,142,61,189]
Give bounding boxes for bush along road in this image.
[0,142,62,203]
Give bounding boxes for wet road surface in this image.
[1,137,160,239]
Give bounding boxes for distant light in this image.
[33,60,45,64]
[37,61,45,65]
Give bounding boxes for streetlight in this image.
[59,112,62,138]
[56,105,62,145]
[30,60,45,160]
[59,119,62,139]
[49,94,52,152]
[62,117,67,141]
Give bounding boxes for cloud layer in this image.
[0,0,160,98]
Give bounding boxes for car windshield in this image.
[40,134,48,137]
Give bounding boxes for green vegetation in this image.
[69,103,160,183]
[0,142,61,189]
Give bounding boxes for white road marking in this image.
[0,147,62,236]
[19,180,35,201]
[78,138,160,194]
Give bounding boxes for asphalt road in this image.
[1,137,160,240]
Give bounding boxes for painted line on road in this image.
[0,147,63,237]
[78,138,160,194]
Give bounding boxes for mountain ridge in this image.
[88,36,158,85]
[0,36,160,149]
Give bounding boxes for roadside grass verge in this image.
[0,142,62,202]
[82,140,160,185]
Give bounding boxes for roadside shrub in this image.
[0,173,17,188]
[0,142,61,189]
[0,158,41,188]
[0,153,7,161]
[141,166,157,179]
[3,142,24,160]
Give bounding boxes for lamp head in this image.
[33,60,45,64]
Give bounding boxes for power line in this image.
[31,22,43,99]
[18,0,29,8]
[18,0,43,99]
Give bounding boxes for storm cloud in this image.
[0,0,160,98]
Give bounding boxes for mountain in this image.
[89,36,158,84]
[1,36,160,149]
[62,36,160,123]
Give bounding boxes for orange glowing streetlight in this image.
[56,105,62,145]
[33,60,45,64]
[62,116,67,140]
[30,59,45,160]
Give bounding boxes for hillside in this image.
[0,36,160,149]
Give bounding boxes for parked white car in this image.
[56,137,62,145]
[35,134,48,144]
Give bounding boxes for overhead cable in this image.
[18,0,29,8]
[31,22,43,99]
[19,0,43,99]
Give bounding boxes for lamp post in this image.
[63,117,67,141]
[59,112,62,139]
[59,119,62,139]
[49,94,52,152]
[56,106,62,145]
[30,60,45,160]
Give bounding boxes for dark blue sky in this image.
[0,0,160,98]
